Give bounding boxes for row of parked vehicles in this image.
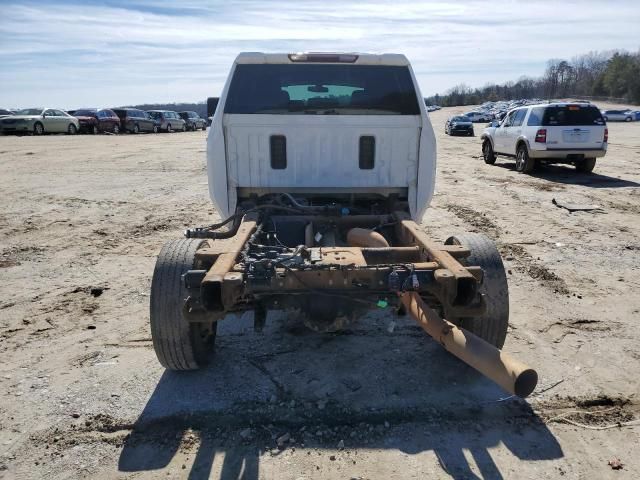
[0,107,208,135]
[445,100,640,127]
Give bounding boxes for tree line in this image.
[425,49,640,107]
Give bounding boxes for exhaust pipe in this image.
[347,228,390,248]
[400,292,538,398]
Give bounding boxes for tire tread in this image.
[150,239,211,370]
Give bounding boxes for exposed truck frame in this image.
[149,52,538,398]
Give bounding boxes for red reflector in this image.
[535,129,547,143]
[604,128,608,143]
[288,53,358,63]
[568,105,580,111]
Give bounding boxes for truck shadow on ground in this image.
[493,161,640,188]
[118,313,563,479]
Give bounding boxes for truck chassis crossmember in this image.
[187,212,480,321]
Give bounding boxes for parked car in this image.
[112,108,158,133]
[445,115,474,136]
[0,108,79,135]
[601,109,634,122]
[73,108,121,134]
[464,111,493,123]
[481,102,607,174]
[178,111,207,131]
[147,110,186,132]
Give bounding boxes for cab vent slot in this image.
[270,135,287,169]
[359,136,375,169]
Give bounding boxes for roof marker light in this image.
[288,53,358,63]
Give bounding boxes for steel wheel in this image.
[515,145,535,173]
[482,140,496,164]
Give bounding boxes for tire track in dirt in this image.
[444,204,570,294]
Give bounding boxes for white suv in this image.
[480,102,607,173]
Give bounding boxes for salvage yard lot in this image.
[1,106,639,479]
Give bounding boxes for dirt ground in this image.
[1,105,639,479]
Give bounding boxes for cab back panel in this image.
[224,114,420,190]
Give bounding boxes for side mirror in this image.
[207,97,219,118]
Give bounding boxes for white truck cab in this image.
[481,102,607,173]
[207,52,436,220]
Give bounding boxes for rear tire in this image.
[92,125,99,135]
[575,158,596,173]
[625,117,632,122]
[133,124,140,134]
[515,144,535,173]
[33,122,44,136]
[68,124,77,135]
[150,239,217,370]
[445,233,509,348]
[113,124,120,134]
[167,124,172,133]
[482,139,496,164]
[153,125,159,133]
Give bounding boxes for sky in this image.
[0,0,639,109]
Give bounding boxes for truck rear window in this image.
[528,106,605,126]
[224,64,420,115]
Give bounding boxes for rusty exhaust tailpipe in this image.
[347,228,390,248]
[400,292,538,398]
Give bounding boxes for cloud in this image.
[0,0,638,108]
